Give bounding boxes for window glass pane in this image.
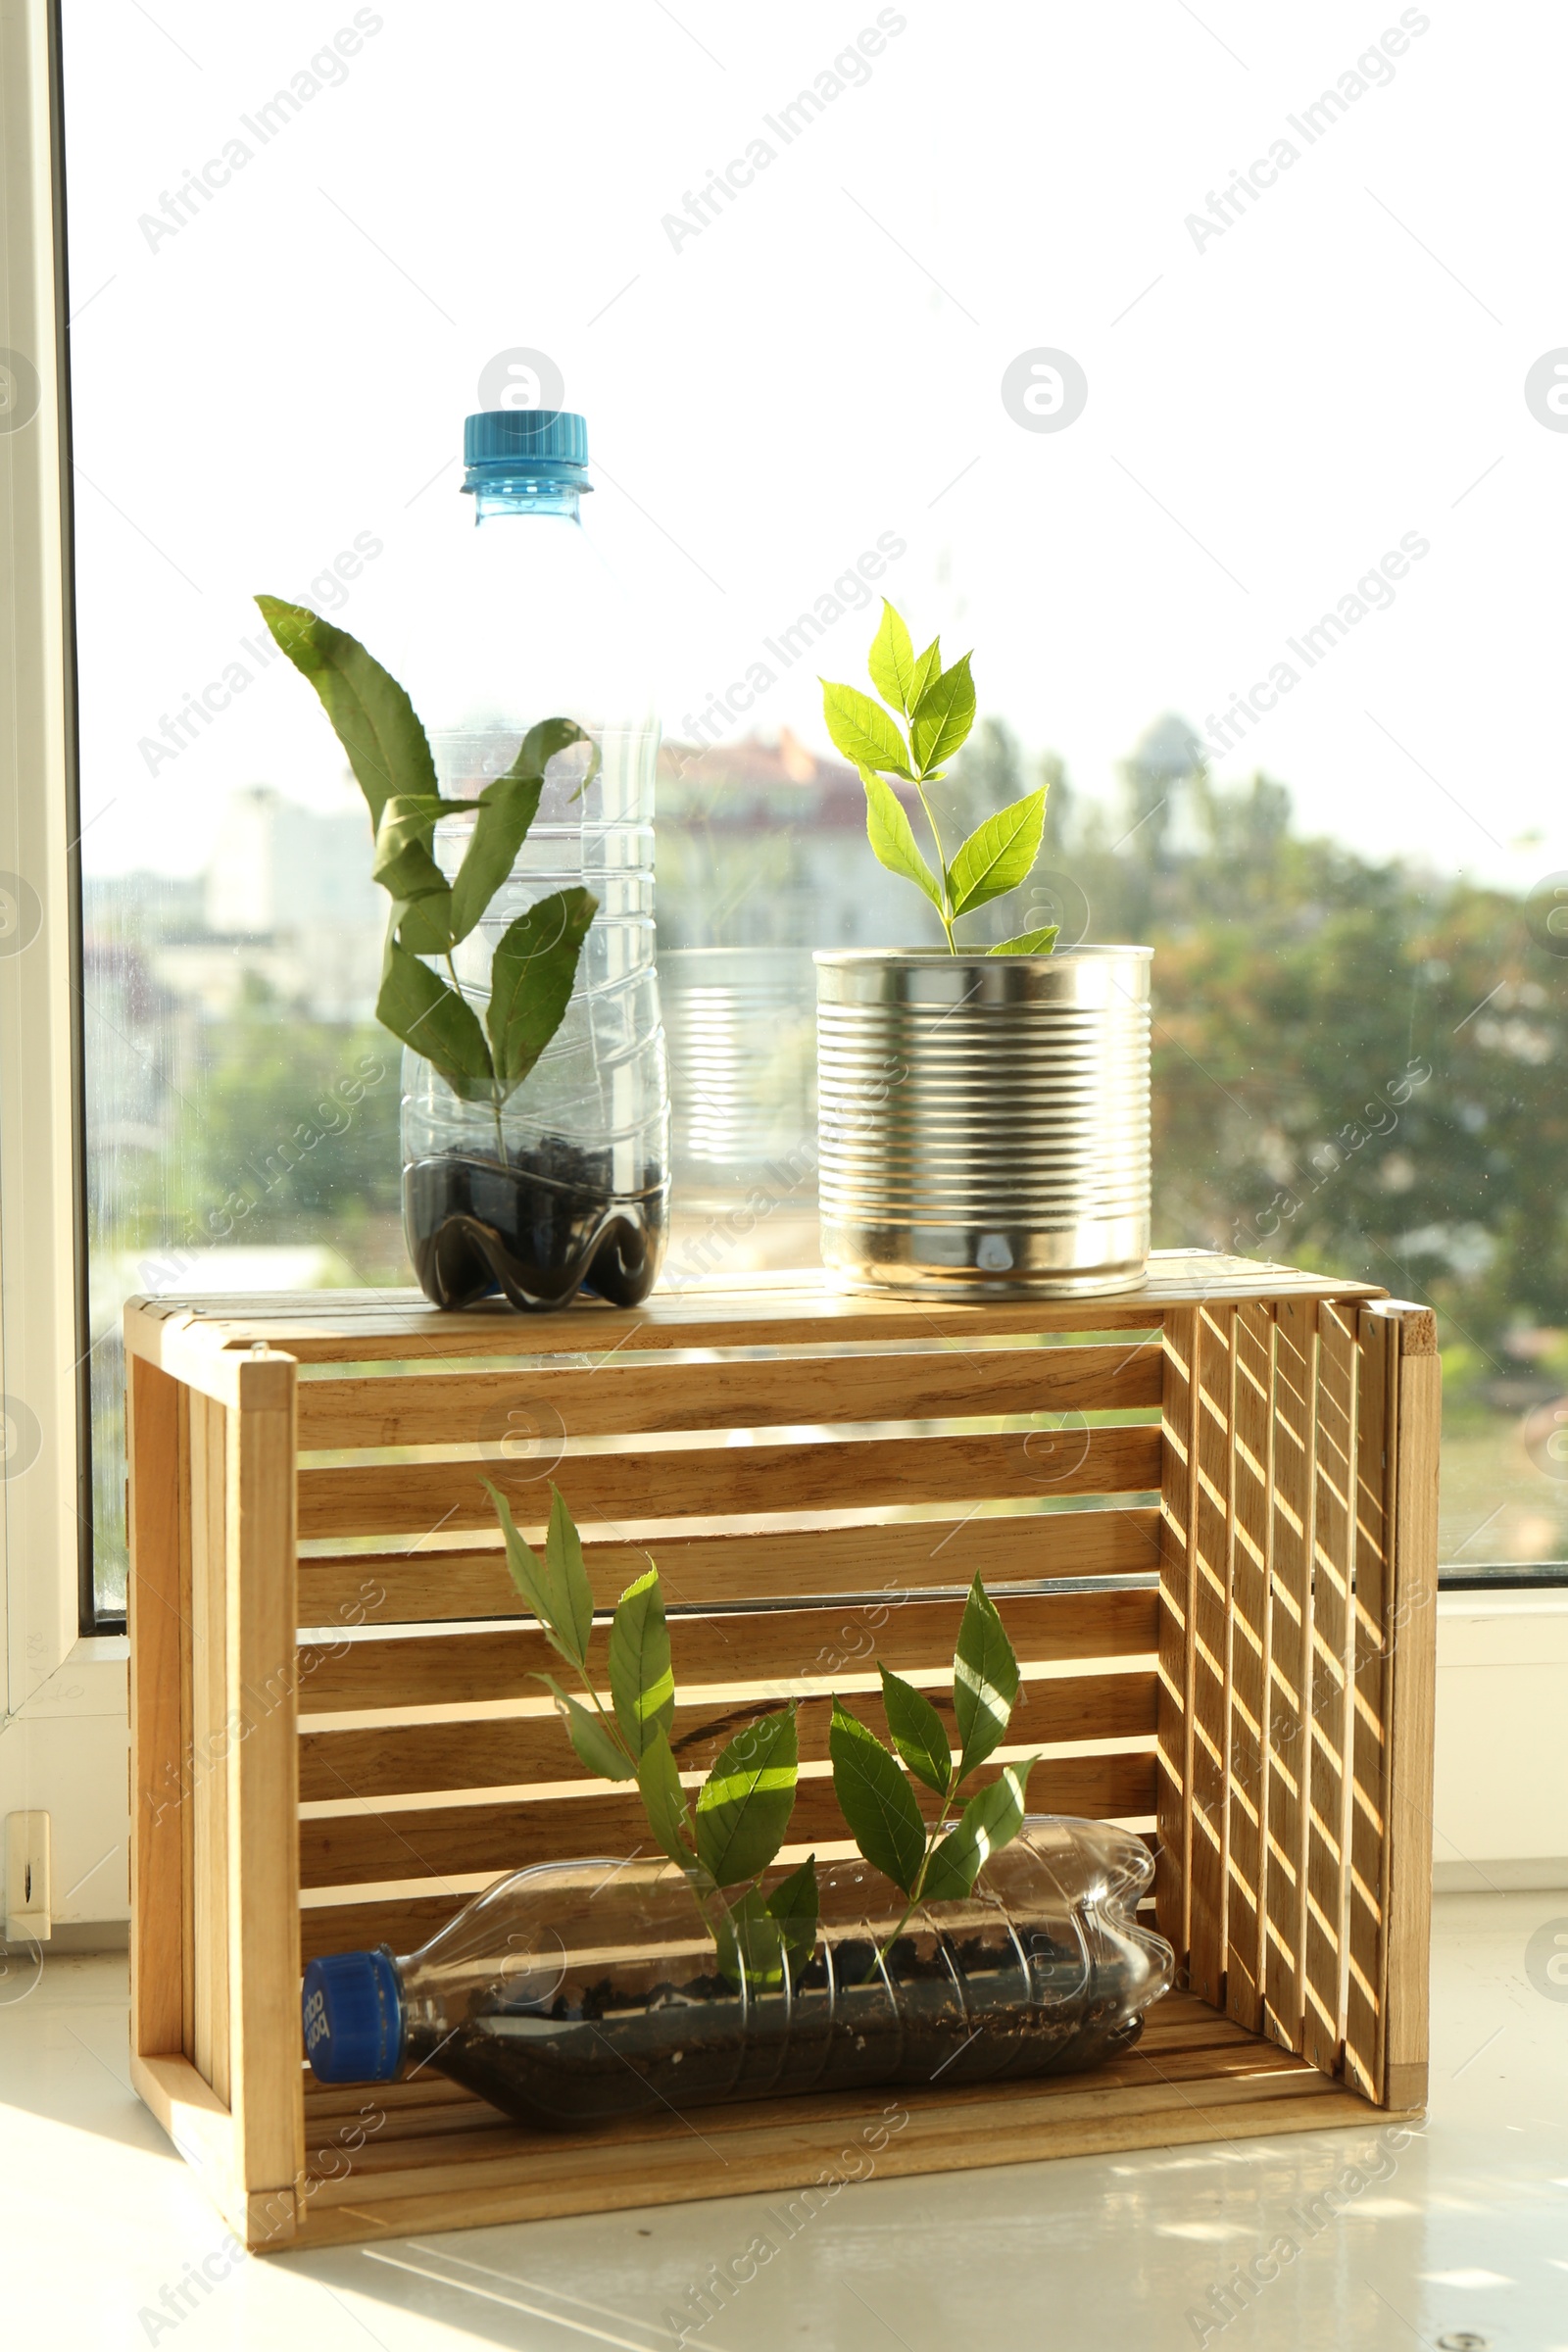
[62,3,1563,1617]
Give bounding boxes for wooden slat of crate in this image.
[298,1856,1141,1973]
[302,1998,1318,2185]
[299,1890,508,1968]
[1262,1296,1317,2054]
[298,1750,1158,1892]
[295,1422,1162,1543]
[178,1388,195,2062]
[1303,1300,1358,2076]
[189,1390,230,2103]
[1186,1304,1235,2008]
[294,1830,1157,1972]
[225,1364,304,2213]
[123,1254,1386,1369]
[297,1342,1163,1451]
[295,1990,1246,2133]
[299,1668,1155,1804]
[1155,1307,1197,1964]
[1380,1304,1441,2113]
[309,2034,1332,2192]
[1345,1306,1393,2100]
[1225,1300,1273,2034]
[280,1991,1412,2250]
[297,1504,1164,1627]
[295,1586,1159,1714]
[127,1355,187,2063]
[285,2086,1396,2251]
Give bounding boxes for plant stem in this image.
[584,1681,634,1766]
[863,1774,963,1982]
[567,1660,721,1920]
[681,1864,737,1970]
[568,1673,745,1978]
[911,776,957,954]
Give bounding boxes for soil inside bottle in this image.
[404,1135,669,1311]
[416,1927,1146,2132]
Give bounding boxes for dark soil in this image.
[416,1929,1149,2132]
[403,1136,668,1311]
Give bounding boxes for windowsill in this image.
[66,1634,128,1666]
[4,1900,1560,2340]
[1438,1587,1568,1617]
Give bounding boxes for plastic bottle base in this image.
[402,1146,668,1311]
[403,1932,1155,2132]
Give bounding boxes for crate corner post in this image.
[126,1304,307,2251]
[226,1347,305,2244]
[1368,1299,1440,2116]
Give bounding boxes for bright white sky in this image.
[61,0,1565,892]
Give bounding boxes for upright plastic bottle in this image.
[301,1820,1174,2131]
[400,408,669,1309]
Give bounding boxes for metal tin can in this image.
[814,947,1152,1298]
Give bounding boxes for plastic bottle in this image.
[301,1819,1173,2130]
[400,407,669,1309]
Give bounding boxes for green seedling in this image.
[484,1479,817,1993]
[820,599,1058,954]
[258,596,598,1162]
[829,1574,1039,1973]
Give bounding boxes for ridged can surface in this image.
[814,947,1152,1298]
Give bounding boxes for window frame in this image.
[1,0,108,1680]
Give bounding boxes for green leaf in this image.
[255,598,437,833]
[947,788,1049,920]
[953,1577,1020,1783]
[448,772,543,947]
[445,719,596,945]
[375,937,495,1102]
[880,1667,952,1798]
[485,1477,554,1616]
[909,653,976,775]
[636,1731,695,1869]
[920,1761,1037,1903]
[765,1852,820,1973]
[908,635,942,710]
[484,1479,593,1674]
[512,716,601,803]
[820,679,913,778]
[715,1852,821,1990]
[372,795,457,951]
[694,1707,799,1888]
[828,1699,927,1896]
[608,1564,675,1758]
[866,602,917,714]
[989,925,1060,956]
[544,1485,596,1669]
[860,769,944,914]
[532,1672,637,1782]
[486,887,598,1096]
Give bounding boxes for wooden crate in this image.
[123,1253,1440,2252]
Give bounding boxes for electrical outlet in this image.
[5,1811,51,1941]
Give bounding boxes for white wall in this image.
[1433,1592,1568,1892]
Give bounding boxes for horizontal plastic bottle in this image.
[397,407,669,1310]
[302,1819,1173,2130]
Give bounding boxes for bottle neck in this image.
[469,479,584,523]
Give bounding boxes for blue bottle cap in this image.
[301,1947,403,2083]
[463,409,590,490]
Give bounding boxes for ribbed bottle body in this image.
[394,490,669,1308]
[375,1819,1172,2129]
